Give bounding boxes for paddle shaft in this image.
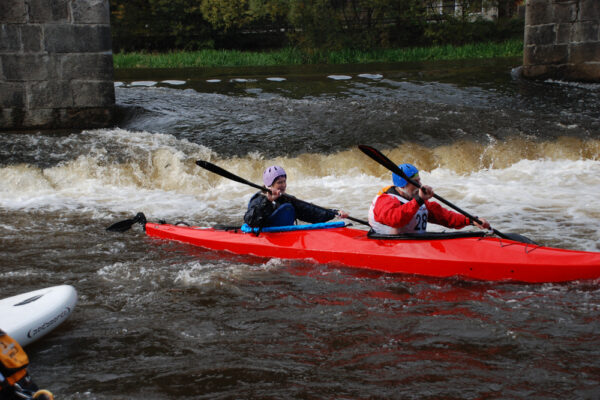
[357,145,517,241]
[196,160,370,226]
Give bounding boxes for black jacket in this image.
[243,192,337,227]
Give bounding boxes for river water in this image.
[1,58,600,399]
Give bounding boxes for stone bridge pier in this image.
[523,0,600,82]
[0,0,114,130]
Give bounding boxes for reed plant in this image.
[113,39,523,69]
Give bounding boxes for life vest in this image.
[0,330,29,391]
[368,186,428,234]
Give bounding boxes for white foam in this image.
[206,79,221,83]
[173,260,283,293]
[424,159,600,249]
[327,75,352,80]
[231,78,256,83]
[114,81,124,87]
[161,80,186,85]
[267,77,286,82]
[174,262,242,289]
[1,133,598,251]
[545,79,600,90]
[358,74,383,79]
[557,122,578,129]
[0,128,223,221]
[130,81,157,87]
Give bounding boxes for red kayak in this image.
[144,221,600,283]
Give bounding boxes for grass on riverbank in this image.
[113,39,523,69]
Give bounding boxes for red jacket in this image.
[371,188,471,230]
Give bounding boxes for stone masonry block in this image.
[553,2,577,24]
[0,82,25,107]
[570,62,600,81]
[28,0,70,23]
[1,54,50,80]
[523,45,535,65]
[0,108,16,128]
[579,0,600,22]
[27,80,73,108]
[44,25,112,53]
[524,63,571,80]
[555,23,571,44]
[0,24,23,52]
[525,24,556,46]
[60,53,114,80]
[44,53,67,80]
[20,25,44,52]
[72,0,111,24]
[524,44,569,65]
[71,80,115,107]
[571,21,599,43]
[526,0,553,26]
[0,0,27,23]
[23,108,57,128]
[521,64,551,78]
[570,42,600,64]
[59,107,114,129]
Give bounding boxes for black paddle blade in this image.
[503,232,538,245]
[106,212,147,232]
[358,145,410,180]
[106,218,136,232]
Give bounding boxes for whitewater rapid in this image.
[1,128,598,251]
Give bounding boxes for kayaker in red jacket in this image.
[244,165,348,227]
[368,163,490,235]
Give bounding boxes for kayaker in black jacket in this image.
[244,165,348,228]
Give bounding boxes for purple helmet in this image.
[262,165,286,187]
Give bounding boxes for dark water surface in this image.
[1,58,600,399]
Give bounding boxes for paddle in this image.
[358,145,536,244]
[106,212,147,232]
[196,160,370,227]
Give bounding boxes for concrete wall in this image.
[0,0,115,130]
[523,0,600,82]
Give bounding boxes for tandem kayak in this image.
[143,220,600,283]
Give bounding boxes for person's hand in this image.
[337,210,349,218]
[266,188,282,201]
[419,185,434,201]
[473,217,490,230]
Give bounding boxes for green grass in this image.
[113,39,523,69]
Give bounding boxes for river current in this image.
[1,57,600,399]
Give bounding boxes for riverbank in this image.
[113,39,523,69]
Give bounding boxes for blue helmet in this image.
[392,163,419,187]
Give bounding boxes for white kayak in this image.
[0,285,77,346]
